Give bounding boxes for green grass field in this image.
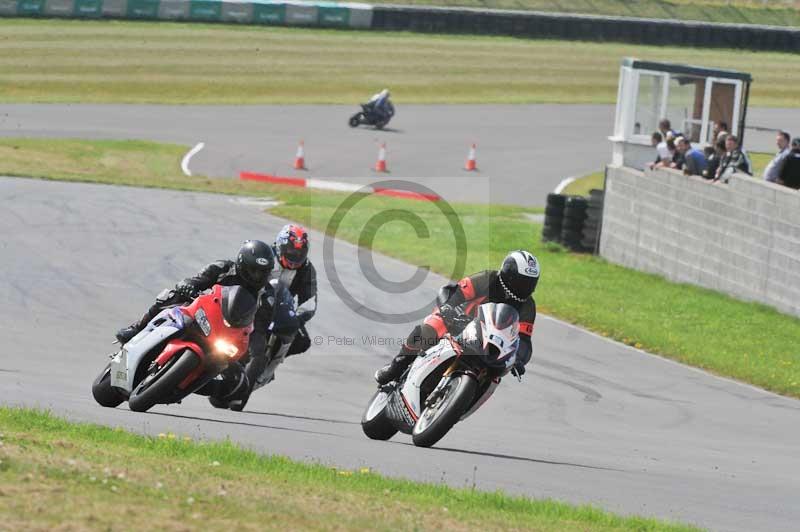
[1,19,799,106]
[0,408,698,531]
[2,137,799,398]
[359,0,800,27]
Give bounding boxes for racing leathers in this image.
[270,249,318,356]
[375,270,536,384]
[241,251,318,392]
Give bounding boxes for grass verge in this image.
[2,137,799,398]
[0,407,698,531]
[1,19,799,106]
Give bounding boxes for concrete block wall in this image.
[600,165,800,318]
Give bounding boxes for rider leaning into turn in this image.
[270,223,317,357]
[114,240,278,405]
[115,240,275,348]
[374,250,540,385]
[226,224,319,408]
[366,88,395,122]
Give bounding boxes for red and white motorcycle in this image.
[361,302,521,448]
[92,284,257,412]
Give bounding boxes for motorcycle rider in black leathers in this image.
[374,250,540,385]
[212,224,318,410]
[114,240,276,406]
[269,223,317,358]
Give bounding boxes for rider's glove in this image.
[439,304,461,326]
[511,362,526,378]
[175,282,197,300]
[296,310,313,325]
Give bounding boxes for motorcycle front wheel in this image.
[411,373,476,448]
[361,388,398,440]
[348,113,363,128]
[128,349,200,412]
[92,362,125,408]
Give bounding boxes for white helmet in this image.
[477,302,519,367]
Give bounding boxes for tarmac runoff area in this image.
[2,103,797,206]
[2,176,799,531]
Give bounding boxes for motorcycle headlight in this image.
[196,308,212,336]
[214,339,238,358]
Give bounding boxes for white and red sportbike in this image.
[91,284,257,412]
[361,302,521,448]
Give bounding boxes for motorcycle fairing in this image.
[110,307,184,392]
[460,378,500,420]
[399,341,458,420]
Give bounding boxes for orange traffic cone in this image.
[293,140,306,170]
[464,143,477,171]
[374,142,388,172]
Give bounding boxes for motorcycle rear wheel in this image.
[361,388,398,440]
[128,349,200,413]
[411,373,476,448]
[92,362,125,408]
[348,113,363,128]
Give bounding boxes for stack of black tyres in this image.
[581,189,604,253]
[542,193,566,243]
[561,196,589,251]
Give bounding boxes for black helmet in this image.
[236,240,274,289]
[498,250,540,302]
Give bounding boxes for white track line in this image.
[553,176,576,194]
[181,142,205,177]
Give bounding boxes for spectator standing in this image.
[712,121,729,143]
[703,138,727,180]
[715,135,751,183]
[649,131,670,167]
[675,137,707,176]
[659,118,674,140]
[778,137,800,190]
[763,131,792,183]
[670,136,687,171]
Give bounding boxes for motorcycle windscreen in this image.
[221,285,258,328]
[477,303,519,368]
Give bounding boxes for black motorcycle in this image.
[349,103,393,129]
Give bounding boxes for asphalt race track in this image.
[2,104,796,207]
[2,176,799,531]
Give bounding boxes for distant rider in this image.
[115,240,277,406]
[374,250,540,385]
[365,88,395,123]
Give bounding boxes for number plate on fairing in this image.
[109,349,128,389]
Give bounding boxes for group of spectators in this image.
[763,131,800,190]
[648,118,800,190]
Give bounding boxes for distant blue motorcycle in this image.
[349,101,395,129]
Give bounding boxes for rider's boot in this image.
[115,304,159,344]
[374,346,418,385]
[115,325,139,345]
[208,364,250,410]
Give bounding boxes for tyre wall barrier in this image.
[371,6,800,52]
[600,165,800,318]
[0,0,375,29]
